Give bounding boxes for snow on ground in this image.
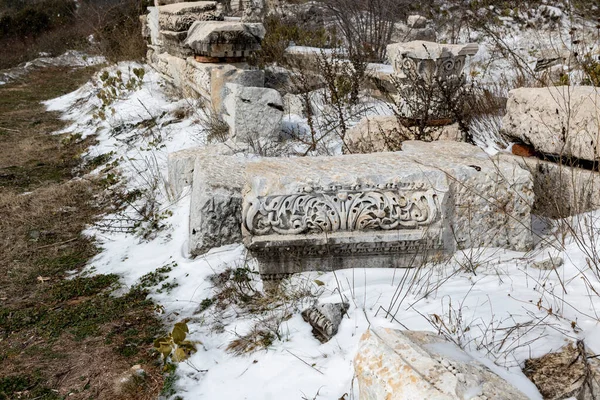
[0,50,106,86]
[43,62,600,399]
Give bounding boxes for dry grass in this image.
[0,66,164,400]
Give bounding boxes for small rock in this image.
[407,14,427,28]
[523,341,600,400]
[301,302,349,343]
[531,256,563,270]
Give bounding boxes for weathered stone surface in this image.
[222,83,283,144]
[502,86,600,162]
[407,14,428,28]
[283,93,306,116]
[391,23,437,43]
[160,30,194,58]
[501,153,600,218]
[401,141,533,253]
[387,41,478,79]
[355,328,529,400]
[210,65,265,114]
[345,115,463,154]
[243,141,532,279]
[167,143,235,198]
[189,154,250,255]
[158,1,223,32]
[523,342,600,400]
[149,52,250,100]
[301,302,349,343]
[531,256,563,270]
[185,21,265,58]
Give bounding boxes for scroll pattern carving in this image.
[394,55,467,79]
[244,188,440,236]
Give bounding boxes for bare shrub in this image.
[321,0,405,62]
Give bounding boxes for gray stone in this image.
[184,20,265,58]
[502,86,600,163]
[345,115,463,154]
[167,143,235,198]
[531,256,564,270]
[211,65,265,114]
[222,83,283,144]
[189,154,250,255]
[160,30,194,58]
[301,302,349,343]
[524,342,600,400]
[158,1,223,32]
[242,141,533,280]
[407,14,428,29]
[355,328,529,400]
[283,93,306,116]
[391,23,436,43]
[501,153,600,218]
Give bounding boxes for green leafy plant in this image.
[93,67,145,120]
[153,322,198,368]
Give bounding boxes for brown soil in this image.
[0,66,164,400]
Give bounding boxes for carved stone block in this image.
[387,40,479,79]
[189,154,250,255]
[242,142,533,279]
[158,1,223,32]
[184,21,265,59]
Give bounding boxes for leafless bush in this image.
[321,0,405,62]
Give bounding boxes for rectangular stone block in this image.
[189,154,250,255]
[158,1,222,32]
[242,141,533,279]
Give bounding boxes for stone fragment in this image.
[345,115,463,154]
[531,256,563,270]
[243,141,532,280]
[283,93,306,116]
[501,153,600,218]
[189,154,250,255]
[301,302,349,343]
[167,143,235,198]
[160,30,193,58]
[523,342,600,400]
[185,21,265,59]
[354,328,529,400]
[502,86,600,162]
[391,23,437,43]
[387,40,478,79]
[407,14,427,28]
[210,65,265,114]
[158,1,223,32]
[222,83,283,144]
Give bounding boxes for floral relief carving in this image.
[243,187,440,236]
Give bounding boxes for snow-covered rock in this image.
[503,86,600,163]
[355,328,529,400]
[407,14,428,29]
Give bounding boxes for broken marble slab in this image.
[184,20,265,59]
[354,328,529,400]
[242,141,533,280]
[301,302,349,343]
[500,152,600,218]
[167,143,236,198]
[158,1,223,32]
[502,85,600,163]
[189,153,251,256]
